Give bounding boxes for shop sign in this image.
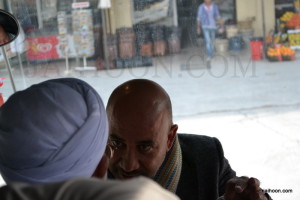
[27,36,59,60]
[72,2,90,9]
[26,35,78,61]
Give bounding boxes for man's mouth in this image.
[120,170,140,179]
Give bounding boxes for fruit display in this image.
[267,46,282,61]
[272,33,288,44]
[280,12,294,22]
[265,30,274,44]
[267,45,295,62]
[288,30,300,47]
[286,14,300,29]
[280,46,295,60]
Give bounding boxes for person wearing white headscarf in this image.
[0,78,179,200]
[0,177,180,200]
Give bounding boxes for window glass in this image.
[0,1,299,200]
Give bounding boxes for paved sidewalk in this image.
[175,105,300,200]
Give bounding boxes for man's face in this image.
[204,0,212,4]
[0,26,9,45]
[108,107,176,179]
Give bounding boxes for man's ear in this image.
[92,155,109,179]
[167,124,178,151]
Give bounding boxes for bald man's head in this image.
[107,79,173,126]
[107,79,178,180]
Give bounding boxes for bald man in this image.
[105,79,271,200]
[0,78,179,200]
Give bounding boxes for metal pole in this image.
[17,50,27,88]
[1,47,16,93]
[101,9,109,69]
[261,0,266,51]
[64,45,70,74]
[36,0,43,29]
[172,0,178,27]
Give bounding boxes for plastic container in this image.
[238,20,253,30]
[229,37,243,51]
[226,25,239,38]
[215,39,229,55]
[153,41,167,56]
[250,37,263,60]
[240,29,254,49]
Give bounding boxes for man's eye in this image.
[138,145,152,152]
[110,140,123,150]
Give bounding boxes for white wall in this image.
[236,0,275,37]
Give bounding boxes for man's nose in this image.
[119,148,139,172]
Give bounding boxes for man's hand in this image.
[222,177,267,200]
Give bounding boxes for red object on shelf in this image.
[250,39,263,60]
[0,78,5,106]
[0,93,4,106]
[0,78,5,87]
[27,36,59,60]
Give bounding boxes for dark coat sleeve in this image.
[213,137,236,195]
[177,134,236,200]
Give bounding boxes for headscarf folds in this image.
[0,78,108,183]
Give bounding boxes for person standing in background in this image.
[196,0,223,64]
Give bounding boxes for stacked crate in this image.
[107,34,118,68]
[117,28,136,59]
[150,25,167,56]
[134,23,153,57]
[166,26,182,54]
[113,24,183,69]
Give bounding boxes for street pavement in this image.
[0,47,299,199]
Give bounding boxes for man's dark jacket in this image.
[176,134,236,200]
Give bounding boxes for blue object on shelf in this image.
[229,36,243,51]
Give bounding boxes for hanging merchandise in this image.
[288,29,300,48]
[286,13,300,29]
[280,11,294,22]
[57,11,68,56]
[267,45,295,62]
[0,78,5,106]
[72,9,95,57]
[294,0,300,12]
[98,0,111,8]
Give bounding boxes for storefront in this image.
[2,0,102,71]
[265,0,300,61]
[1,0,299,68]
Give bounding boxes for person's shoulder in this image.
[178,133,218,143]
[76,177,180,200]
[178,134,226,166]
[212,3,219,9]
[198,3,205,8]
[0,177,179,200]
[178,133,221,151]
